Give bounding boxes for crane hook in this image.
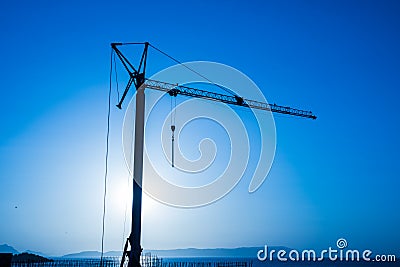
[171,125,175,167]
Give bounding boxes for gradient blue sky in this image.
[1,0,399,257]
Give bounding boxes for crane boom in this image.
[145,79,317,119]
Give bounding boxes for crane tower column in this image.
[129,85,145,267]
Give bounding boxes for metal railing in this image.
[12,257,251,267]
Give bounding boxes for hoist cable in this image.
[148,43,237,97]
[100,47,114,266]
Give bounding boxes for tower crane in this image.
[110,42,316,267]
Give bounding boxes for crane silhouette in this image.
[110,42,316,267]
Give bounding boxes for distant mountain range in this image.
[61,246,290,258]
[0,244,50,258]
[0,244,19,254]
[1,244,285,258]
[2,243,399,260]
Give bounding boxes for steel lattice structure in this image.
[144,79,317,119]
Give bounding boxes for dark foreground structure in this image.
[10,258,252,267]
[9,258,400,267]
[0,253,13,267]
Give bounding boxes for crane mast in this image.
[112,42,148,267]
[110,42,316,267]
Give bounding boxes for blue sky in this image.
[0,0,399,257]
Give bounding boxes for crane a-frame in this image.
[110,42,316,267]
